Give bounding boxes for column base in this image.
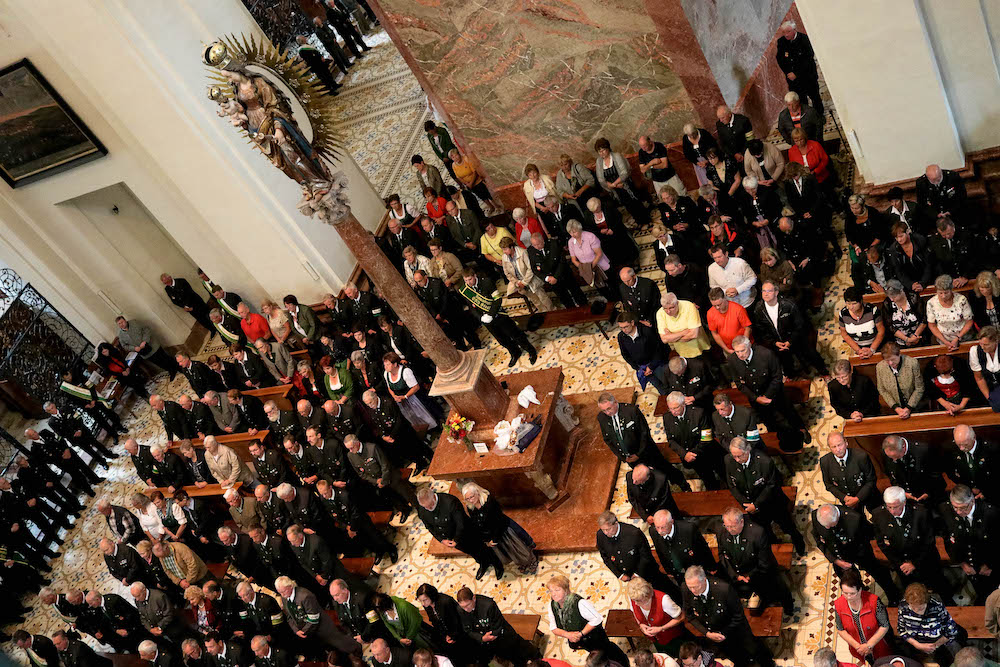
[428,348,509,425]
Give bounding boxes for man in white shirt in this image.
[707,245,757,307]
[970,326,1000,404]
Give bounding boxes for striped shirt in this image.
[840,303,881,347]
[897,598,959,642]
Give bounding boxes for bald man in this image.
[949,424,1000,501]
[915,164,967,222]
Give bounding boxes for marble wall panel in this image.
[375,0,697,184]
[680,0,794,107]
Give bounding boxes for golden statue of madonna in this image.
[203,35,349,223]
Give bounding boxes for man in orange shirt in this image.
[706,287,752,356]
[237,302,271,344]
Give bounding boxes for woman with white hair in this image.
[681,123,718,186]
[462,482,538,575]
[511,206,548,249]
[567,218,614,305]
[585,196,639,268]
[927,274,975,350]
[132,492,166,542]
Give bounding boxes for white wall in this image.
[0,0,383,346]
[919,0,1000,153]
[796,0,965,184]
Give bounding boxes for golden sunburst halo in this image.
[205,32,343,163]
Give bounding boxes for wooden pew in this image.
[244,384,296,411]
[604,606,782,645]
[887,605,988,638]
[850,341,976,382]
[512,303,613,340]
[653,381,811,417]
[420,609,541,642]
[843,407,1000,477]
[342,556,376,578]
[169,430,271,462]
[150,482,239,499]
[863,283,975,305]
[871,537,949,563]
[670,487,797,517]
[291,349,311,363]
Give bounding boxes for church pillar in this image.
[796,0,965,184]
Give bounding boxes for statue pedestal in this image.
[428,349,510,426]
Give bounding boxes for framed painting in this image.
[0,58,107,188]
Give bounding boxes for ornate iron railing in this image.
[242,0,313,50]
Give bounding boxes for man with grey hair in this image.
[250,634,294,667]
[596,510,671,592]
[939,484,1000,603]
[342,434,418,520]
[80,588,144,653]
[881,435,944,505]
[116,315,178,380]
[204,435,256,490]
[682,564,773,667]
[811,503,899,603]
[237,583,286,646]
[662,390,723,489]
[274,574,360,657]
[596,392,681,483]
[727,334,810,453]
[131,581,185,643]
[776,90,823,145]
[953,647,988,667]
[150,394,191,442]
[225,486,261,533]
[715,507,793,614]
[138,639,177,667]
[416,485,502,581]
[217,525,261,583]
[812,647,837,667]
[724,436,806,555]
[662,354,713,411]
[949,424,1000,502]
[776,19,822,114]
[202,390,240,434]
[916,164,967,221]
[872,486,952,601]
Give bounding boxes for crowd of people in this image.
[8,15,1000,667]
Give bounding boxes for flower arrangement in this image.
[445,413,475,451]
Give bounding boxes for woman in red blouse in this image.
[788,127,831,185]
[512,207,547,248]
[424,187,448,225]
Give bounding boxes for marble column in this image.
[331,212,510,424]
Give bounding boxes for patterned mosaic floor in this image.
[4,32,986,667]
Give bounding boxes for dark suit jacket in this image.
[810,505,876,566]
[625,467,674,521]
[445,210,482,248]
[164,278,207,312]
[618,276,661,324]
[290,533,344,581]
[331,579,379,638]
[750,297,809,348]
[28,634,59,667]
[819,449,879,510]
[252,448,293,488]
[184,402,218,437]
[596,521,660,580]
[59,639,112,667]
[527,238,572,283]
[281,487,328,532]
[712,404,761,450]
[871,502,939,569]
[662,406,721,461]
[415,492,478,546]
[716,113,755,158]
[235,394,268,431]
[882,440,944,502]
[776,104,823,144]
[682,577,750,636]
[104,544,146,583]
[180,360,225,397]
[715,519,776,579]
[234,354,273,389]
[915,169,967,218]
[149,451,187,489]
[157,401,192,441]
[649,518,716,578]
[783,173,829,220]
[723,449,783,509]
[662,262,710,313]
[939,500,1000,569]
[949,439,1000,498]
[663,356,713,410]
[727,346,784,404]
[737,185,782,225]
[929,231,978,279]
[597,403,654,464]
[828,375,880,419]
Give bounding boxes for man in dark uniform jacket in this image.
[12,454,83,517]
[527,233,586,309]
[264,403,304,445]
[929,217,978,282]
[456,591,539,667]
[361,390,433,470]
[80,590,145,653]
[329,577,389,644]
[323,400,368,444]
[161,274,213,331]
[237,583,287,646]
[618,268,661,325]
[253,485,290,536]
[939,484,1000,603]
[662,392,725,490]
[715,106,755,162]
[369,638,412,667]
[173,490,223,562]
[881,435,945,505]
[775,22,822,114]
[138,640,179,667]
[132,583,186,643]
[249,525,296,584]
[458,269,537,367]
[649,510,717,590]
[712,393,764,448]
[231,390,269,431]
[416,487,503,581]
[248,441,293,489]
[276,485,329,537]
[819,432,880,512]
[249,636,295,667]
[231,346,274,390]
[52,629,112,667]
[45,402,116,466]
[283,438,324,487]
[176,445,217,488]
[626,464,679,522]
[380,220,423,272]
[14,630,60,667]
[812,504,898,603]
[204,631,249,667]
[662,256,711,313]
[100,538,146,585]
[682,567,774,667]
[148,446,187,491]
[872,486,952,601]
[204,581,250,639]
[151,395,193,441]
[915,165,968,222]
[305,427,356,492]
[344,436,419,519]
[596,511,673,592]
[949,424,1000,502]
[219,526,264,584]
[662,356,713,412]
[276,578,359,657]
[724,436,805,554]
[25,428,100,495]
[715,510,793,614]
[727,338,809,453]
[176,354,224,398]
[316,479,398,562]
[179,395,218,438]
[413,271,480,351]
[596,393,688,488]
[296,399,331,438]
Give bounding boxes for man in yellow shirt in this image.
[656,292,711,359]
